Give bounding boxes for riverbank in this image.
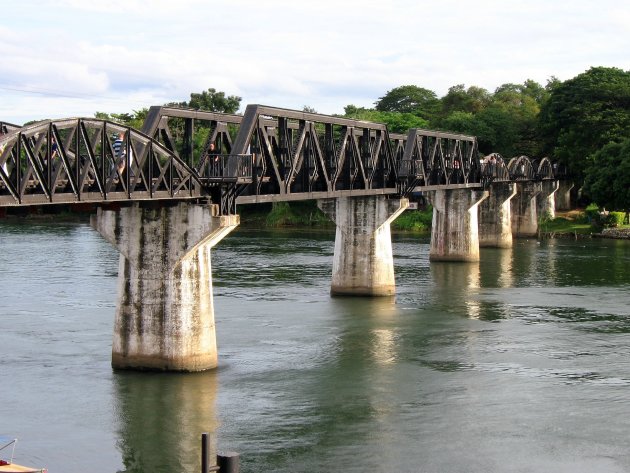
[3,201,628,241]
[239,201,433,233]
[539,209,630,241]
[594,228,630,239]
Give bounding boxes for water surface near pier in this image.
[1,222,629,472]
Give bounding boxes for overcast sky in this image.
[1,0,628,125]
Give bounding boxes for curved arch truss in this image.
[507,155,556,182]
[1,121,20,135]
[0,118,210,206]
[480,153,510,184]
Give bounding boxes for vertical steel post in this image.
[201,432,210,473]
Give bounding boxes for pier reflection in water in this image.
[0,223,629,472]
[114,371,218,473]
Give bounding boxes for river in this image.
[1,220,629,473]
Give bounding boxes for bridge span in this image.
[0,105,568,372]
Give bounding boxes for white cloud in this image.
[0,0,628,124]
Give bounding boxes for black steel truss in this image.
[1,107,566,214]
[507,155,555,182]
[397,128,481,195]
[0,121,20,135]
[0,118,207,206]
[230,105,401,202]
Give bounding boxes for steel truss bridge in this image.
[0,107,558,214]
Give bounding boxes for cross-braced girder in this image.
[1,105,567,214]
[228,105,402,203]
[397,128,480,195]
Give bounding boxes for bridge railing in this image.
[200,154,253,183]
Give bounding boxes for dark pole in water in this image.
[201,432,210,473]
[217,451,240,473]
[201,433,238,473]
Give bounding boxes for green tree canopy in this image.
[94,109,148,129]
[374,85,440,121]
[172,88,241,114]
[583,138,630,212]
[343,105,429,133]
[539,66,630,178]
[437,80,546,157]
[440,84,491,116]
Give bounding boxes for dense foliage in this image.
[538,67,630,179]
[583,139,630,213]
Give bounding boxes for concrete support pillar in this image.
[91,202,239,371]
[555,180,574,211]
[537,180,560,220]
[430,189,488,262]
[511,182,542,238]
[479,182,517,248]
[317,196,408,296]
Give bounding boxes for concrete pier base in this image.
[430,189,488,262]
[318,196,408,296]
[537,180,560,220]
[479,183,517,248]
[92,202,239,371]
[555,180,574,211]
[511,182,542,238]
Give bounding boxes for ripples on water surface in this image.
[1,221,629,473]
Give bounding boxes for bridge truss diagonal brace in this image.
[90,202,240,372]
[479,182,518,249]
[318,195,409,296]
[429,188,489,262]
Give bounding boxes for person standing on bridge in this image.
[209,142,220,176]
[109,132,126,180]
[111,132,134,178]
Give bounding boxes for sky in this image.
[0,0,628,125]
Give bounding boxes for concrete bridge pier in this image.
[318,196,408,296]
[91,202,239,372]
[537,180,560,220]
[429,189,488,262]
[555,180,574,211]
[511,182,542,237]
[479,183,517,248]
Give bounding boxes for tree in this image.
[539,67,630,178]
[94,109,148,129]
[343,105,429,133]
[172,88,241,114]
[374,85,440,122]
[440,84,491,116]
[583,138,630,214]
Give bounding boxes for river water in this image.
[1,220,629,473]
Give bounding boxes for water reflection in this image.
[430,262,482,319]
[114,371,218,473]
[333,297,399,366]
[496,249,514,288]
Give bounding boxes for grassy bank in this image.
[539,207,630,237]
[238,200,433,232]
